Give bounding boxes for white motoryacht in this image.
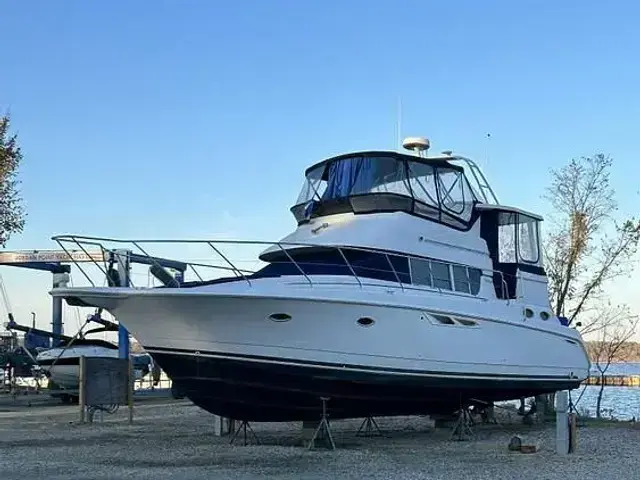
[50,137,591,421]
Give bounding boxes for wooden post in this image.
[79,355,86,423]
[568,412,577,453]
[127,356,134,424]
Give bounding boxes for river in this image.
[575,362,640,420]
[501,362,640,420]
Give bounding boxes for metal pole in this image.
[79,355,86,423]
[115,250,131,360]
[51,273,69,348]
[128,355,134,424]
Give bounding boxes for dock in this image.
[583,374,640,387]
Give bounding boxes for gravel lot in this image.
[1,394,638,480]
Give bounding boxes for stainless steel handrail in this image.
[52,234,521,299]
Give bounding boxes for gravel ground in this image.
[1,394,638,480]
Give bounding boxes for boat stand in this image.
[308,397,336,450]
[356,416,384,437]
[450,407,474,441]
[229,420,259,446]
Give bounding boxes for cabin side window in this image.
[498,212,517,263]
[410,258,432,287]
[518,215,540,264]
[409,258,482,295]
[431,261,452,290]
[496,211,541,265]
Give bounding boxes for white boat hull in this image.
[35,346,150,393]
[53,279,590,420]
[36,345,119,392]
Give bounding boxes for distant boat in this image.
[36,340,152,402]
[6,319,151,403]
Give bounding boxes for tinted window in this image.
[407,163,438,208]
[410,258,432,287]
[323,156,410,200]
[295,165,326,205]
[452,265,471,293]
[469,268,482,295]
[431,261,452,290]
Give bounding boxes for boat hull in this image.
[36,346,119,390]
[35,346,149,391]
[151,347,581,421]
[52,283,590,421]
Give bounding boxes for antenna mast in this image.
[396,96,402,150]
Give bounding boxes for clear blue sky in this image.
[0,1,638,333]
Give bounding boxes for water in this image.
[498,362,640,420]
[575,385,640,420]
[575,362,640,420]
[590,362,640,376]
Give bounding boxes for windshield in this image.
[293,154,478,228]
[295,156,410,204]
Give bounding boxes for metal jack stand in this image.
[308,397,336,450]
[356,416,384,437]
[450,407,474,441]
[229,420,259,446]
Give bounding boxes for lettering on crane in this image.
[0,250,105,264]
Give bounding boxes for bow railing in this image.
[51,234,518,301]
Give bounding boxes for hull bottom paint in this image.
[149,348,581,422]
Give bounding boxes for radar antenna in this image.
[402,137,430,158]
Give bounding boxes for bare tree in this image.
[535,154,639,416]
[590,304,639,418]
[544,154,639,330]
[0,113,26,246]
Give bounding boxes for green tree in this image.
[0,114,26,246]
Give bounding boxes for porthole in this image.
[524,308,534,319]
[268,313,291,322]
[357,317,375,327]
[540,311,550,321]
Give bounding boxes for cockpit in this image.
[290,152,480,230]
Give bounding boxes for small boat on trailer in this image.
[7,318,151,403]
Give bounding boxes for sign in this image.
[83,357,130,406]
[0,250,105,264]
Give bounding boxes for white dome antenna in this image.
[402,137,430,158]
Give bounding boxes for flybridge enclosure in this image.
[291,151,495,230]
[478,203,545,299]
[475,204,544,222]
[477,204,544,269]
